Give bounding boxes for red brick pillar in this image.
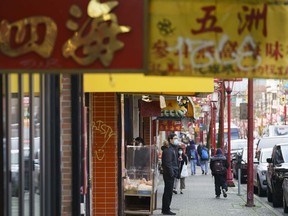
[92,93,118,215]
[143,117,151,145]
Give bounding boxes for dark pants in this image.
[214,174,227,196]
[162,174,175,212]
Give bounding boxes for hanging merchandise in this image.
[160,95,166,108]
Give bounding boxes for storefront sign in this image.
[161,100,193,118]
[159,120,182,131]
[139,99,194,118]
[0,0,145,71]
[148,0,288,79]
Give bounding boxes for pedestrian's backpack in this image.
[213,160,225,175]
[190,149,196,159]
[201,148,208,159]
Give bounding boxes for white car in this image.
[224,139,247,160]
[255,136,288,159]
[253,147,272,197]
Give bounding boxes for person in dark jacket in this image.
[171,136,180,194]
[175,146,188,194]
[197,142,204,174]
[186,138,195,156]
[188,143,199,175]
[161,133,179,215]
[198,142,209,175]
[210,148,229,198]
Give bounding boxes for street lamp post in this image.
[220,81,225,153]
[211,92,218,156]
[224,80,235,187]
[284,102,287,125]
[200,112,204,143]
[213,80,225,153]
[202,104,210,146]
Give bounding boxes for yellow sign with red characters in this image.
[148,0,288,79]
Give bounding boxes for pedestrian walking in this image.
[174,146,188,194]
[187,143,199,175]
[198,143,209,175]
[161,133,179,215]
[210,148,229,198]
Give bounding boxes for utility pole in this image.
[246,79,254,207]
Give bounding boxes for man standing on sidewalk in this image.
[161,133,179,215]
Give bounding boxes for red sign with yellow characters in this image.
[0,0,145,71]
[159,120,182,132]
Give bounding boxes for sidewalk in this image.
[151,165,282,216]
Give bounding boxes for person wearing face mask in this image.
[171,136,181,194]
[161,133,179,215]
[174,146,188,194]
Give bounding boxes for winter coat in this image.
[210,153,229,176]
[161,144,179,178]
[177,152,188,179]
[199,146,209,161]
[187,144,199,161]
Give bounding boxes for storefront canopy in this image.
[83,73,214,94]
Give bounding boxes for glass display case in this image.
[123,145,159,215]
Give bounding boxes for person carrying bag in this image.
[175,146,188,194]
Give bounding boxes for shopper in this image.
[175,146,188,194]
[210,148,229,198]
[188,143,199,175]
[161,133,179,215]
[199,142,209,175]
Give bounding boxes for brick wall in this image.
[92,93,118,215]
[61,75,72,215]
[143,117,151,145]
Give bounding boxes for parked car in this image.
[232,147,256,184]
[228,139,247,160]
[232,147,247,183]
[263,125,288,137]
[34,149,40,194]
[11,148,30,196]
[256,136,288,159]
[282,176,288,213]
[11,150,19,196]
[266,142,288,207]
[253,147,272,197]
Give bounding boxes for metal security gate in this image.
[0,73,61,216]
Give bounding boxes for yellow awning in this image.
[84,73,214,93]
[11,74,40,94]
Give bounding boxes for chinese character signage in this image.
[0,0,146,71]
[159,120,182,131]
[148,0,288,79]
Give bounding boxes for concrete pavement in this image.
[151,165,282,216]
